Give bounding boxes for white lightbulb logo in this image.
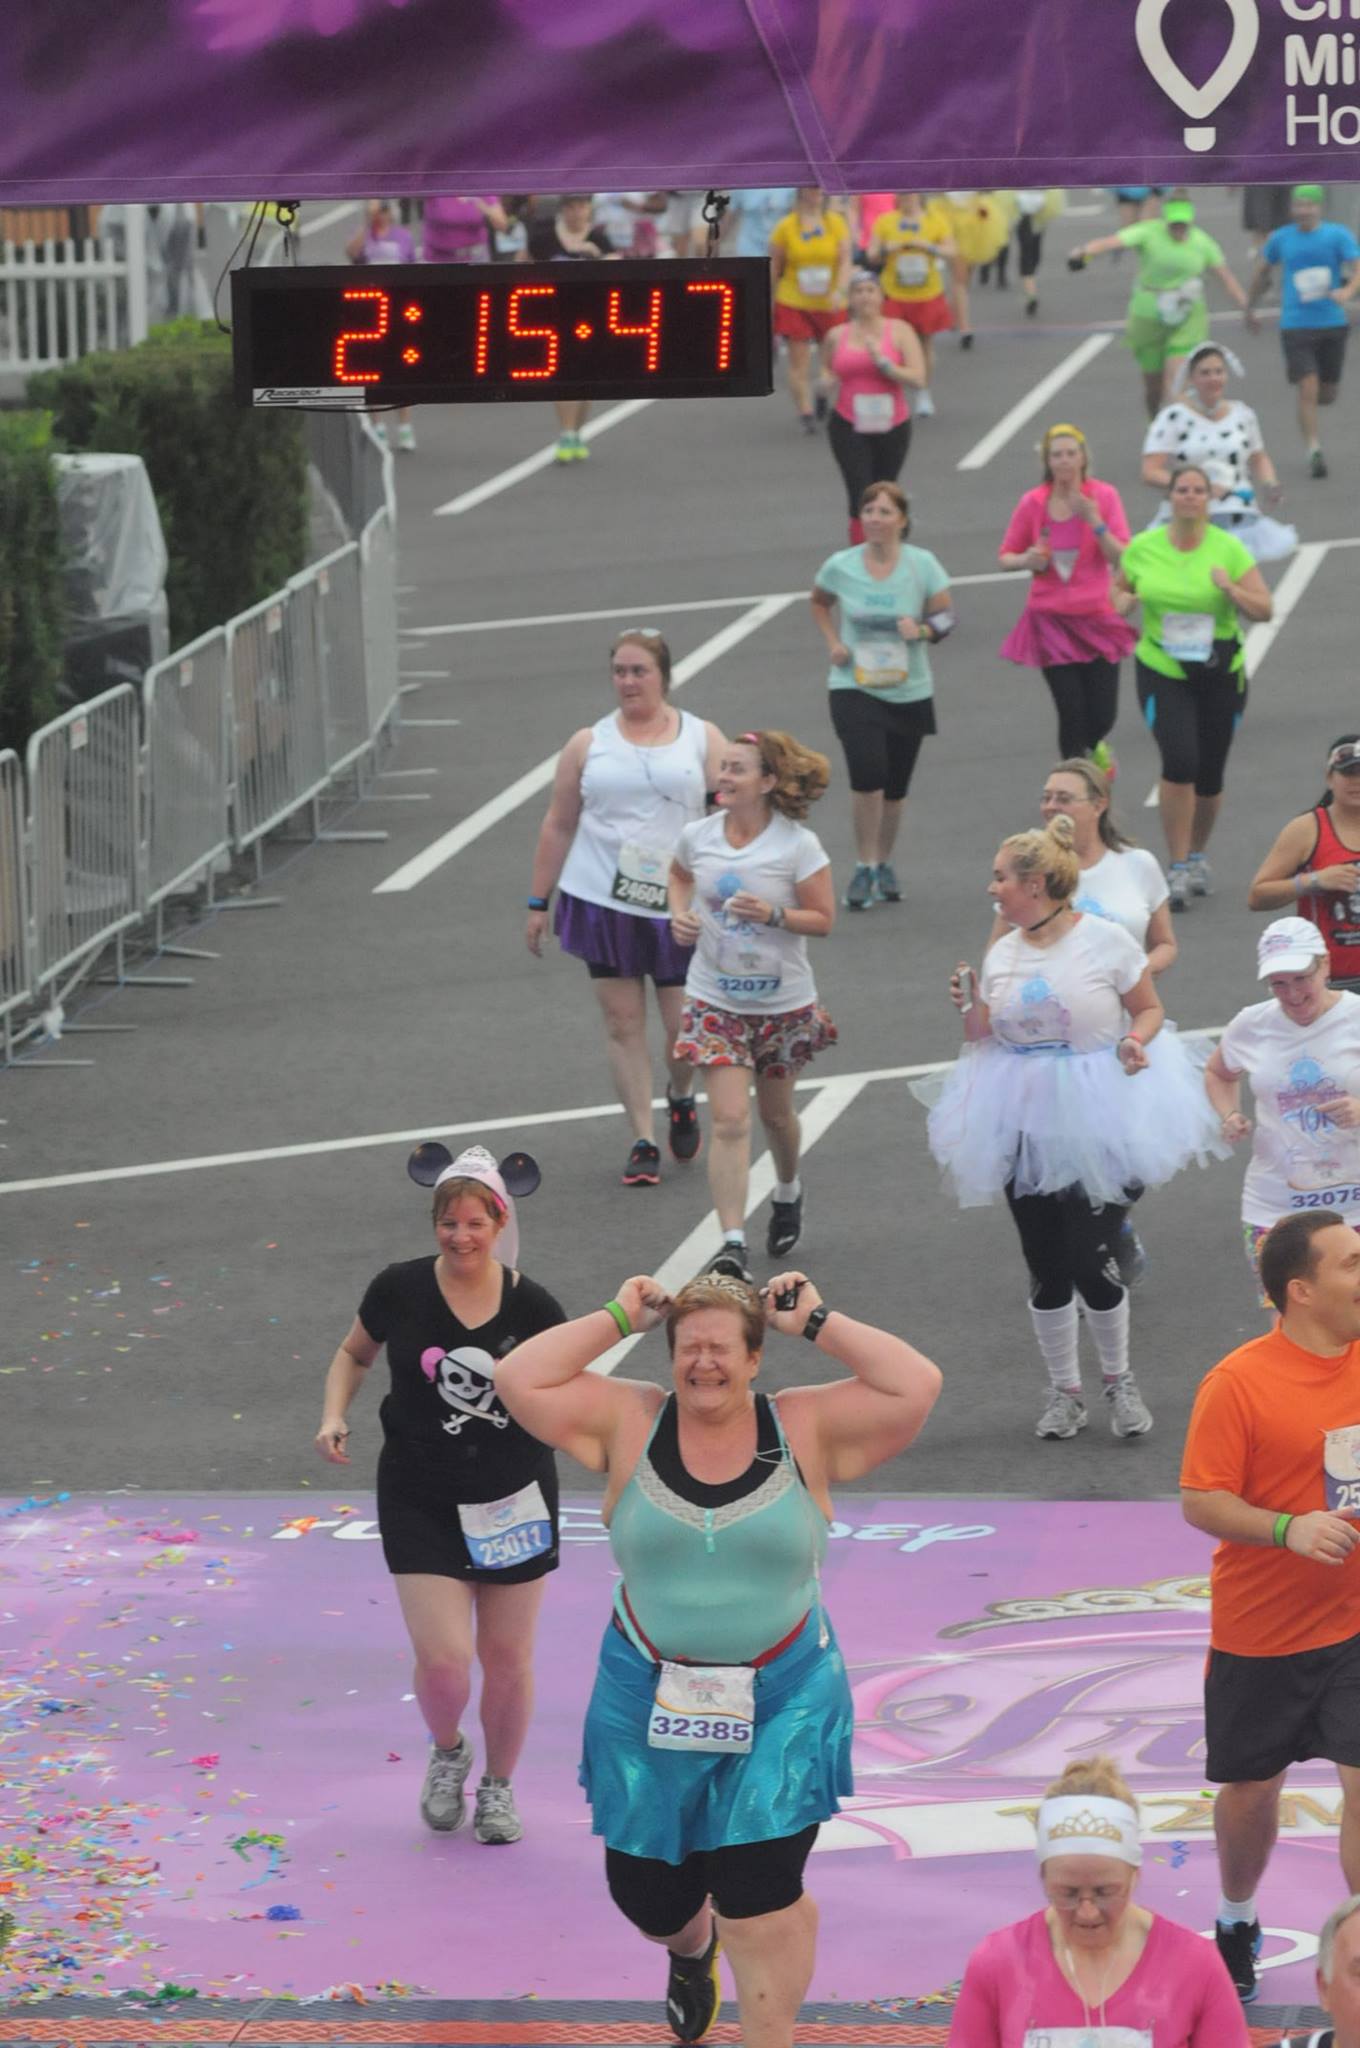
[1135,0,1260,151]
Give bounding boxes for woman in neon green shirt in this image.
[1116,465,1272,910]
[1069,199,1248,418]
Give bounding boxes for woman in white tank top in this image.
[526,630,726,1189]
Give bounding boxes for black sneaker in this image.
[1215,1918,1261,2004]
[813,389,829,423]
[666,1092,702,1163]
[622,1139,662,1187]
[703,1244,753,1286]
[767,1194,803,1257]
[666,1930,721,2043]
[1310,447,1328,479]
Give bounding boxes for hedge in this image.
[29,319,308,651]
[0,411,64,756]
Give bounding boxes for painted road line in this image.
[399,570,1023,640]
[372,595,799,894]
[263,200,358,263]
[1244,539,1329,674]
[378,767,440,778]
[0,1046,1220,1197]
[398,668,453,679]
[591,1076,871,1376]
[956,332,1114,471]
[400,718,462,727]
[432,399,654,518]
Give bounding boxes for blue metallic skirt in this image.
[579,1613,854,1864]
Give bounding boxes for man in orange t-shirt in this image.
[1181,1210,1360,2007]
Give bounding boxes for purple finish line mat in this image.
[0,1494,1342,2011]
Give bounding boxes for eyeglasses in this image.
[1041,791,1096,805]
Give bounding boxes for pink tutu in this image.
[1000,607,1137,670]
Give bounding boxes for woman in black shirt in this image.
[316,1146,564,1845]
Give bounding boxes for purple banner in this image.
[1,0,1358,204]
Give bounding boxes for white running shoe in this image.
[914,388,936,417]
[473,1775,523,1844]
[1104,1375,1153,1437]
[1187,854,1213,897]
[420,1733,473,1832]
[1035,1387,1087,1439]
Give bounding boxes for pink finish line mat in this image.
[0,1494,1343,2010]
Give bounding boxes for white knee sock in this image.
[1080,1291,1130,1381]
[1028,1299,1081,1391]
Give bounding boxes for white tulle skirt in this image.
[912,1029,1230,1209]
[1148,494,1297,564]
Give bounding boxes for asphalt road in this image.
[6,185,1360,1505]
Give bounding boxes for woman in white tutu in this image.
[1141,342,1296,563]
[920,815,1226,1443]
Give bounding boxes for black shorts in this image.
[605,1824,819,1933]
[1283,326,1348,387]
[1204,1631,1360,1782]
[828,688,936,799]
[376,1441,560,1584]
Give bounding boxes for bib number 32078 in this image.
[648,1661,755,1754]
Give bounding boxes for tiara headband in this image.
[1036,1794,1142,1868]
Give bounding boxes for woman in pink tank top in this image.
[819,272,925,543]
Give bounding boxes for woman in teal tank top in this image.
[497,1266,942,2048]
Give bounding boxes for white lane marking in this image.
[400,718,462,728]
[399,569,1022,640]
[432,399,654,518]
[372,596,798,894]
[1144,781,1159,810]
[0,1044,1226,1196]
[378,767,440,778]
[1244,540,1329,673]
[263,201,359,262]
[956,333,1114,471]
[398,669,452,679]
[590,1076,870,1375]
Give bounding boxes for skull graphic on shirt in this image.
[435,1346,509,1436]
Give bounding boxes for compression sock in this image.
[1080,1291,1131,1381]
[1028,1299,1081,1390]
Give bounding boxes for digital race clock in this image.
[232,258,773,407]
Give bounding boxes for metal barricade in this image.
[226,588,328,857]
[360,510,400,738]
[142,628,231,914]
[25,685,141,991]
[289,545,370,779]
[0,750,33,1050]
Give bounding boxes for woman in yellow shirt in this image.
[868,192,955,417]
[770,189,853,431]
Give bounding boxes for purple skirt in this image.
[554,892,692,985]
[1000,607,1136,669]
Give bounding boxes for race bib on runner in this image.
[797,264,831,298]
[648,1661,755,1753]
[715,923,782,999]
[1155,275,1203,326]
[1160,612,1215,665]
[1295,264,1334,303]
[852,635,909,690]
[611,840,669,912]
[852,391,897,433]
[1325,1423,1360,1515]
[1022,2031,1152,2047]
[458,1482,553,1570]
[894,251,930,289]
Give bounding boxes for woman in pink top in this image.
[950,1755,1247,2046]
[819,271,925,543]
[421,195,508,265]
[999,422,1136,769]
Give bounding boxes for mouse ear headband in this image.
[407,1143,541,1267]
[1171,341,1244,395]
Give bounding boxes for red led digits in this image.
[506,286,561,380]
[473,291,492,377]
[685,281,735,371]
[606,287,663,372]
[333,287,391,383]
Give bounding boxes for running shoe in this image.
[1188,853,1214,897]
[767,1193,803,1258]
[666,1930,721,2044]
[800,413,817,436]
[1025,297,1039,318]
[914,388,936,417]
[845,863,876,911]
[813,389,829,423]
[372,421,389,445]
[1215,1918,1262,2004]
[1167,864,1191,913]
[703,1243,753,1286]
[420,1734,473,1832]
[397,422,417,452]
[570,435,591,462]
[622,1139,662,1187]
[959,330,974,351]
[666,1092,702,1163]
[473,1775,523,1845]
[1113,1217,1148,1288]
[1310,447,1329,479]
[1104,1375,1153,1438]
[1089,740,1118,781]
[554,434,574,464]
[873,862,902,903]
[1035,1388,1087,1440]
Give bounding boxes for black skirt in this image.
[376,1440,560,1584]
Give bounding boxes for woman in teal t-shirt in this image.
[1116,464,1272,910]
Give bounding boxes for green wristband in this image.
[603,1299,631,1339]
[1273,1511,1295,1549]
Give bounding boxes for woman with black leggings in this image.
[1116,463,1272,911]
[918,816,1226,1443]
[818,270,924,543]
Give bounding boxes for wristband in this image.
[767,903,785,929]
[1295,873,1312,898]
[602,1299,631,1339]
[802,1303,832,1343]
[1273,1511,1295,1549]
[527,895,550,911]
[1093,521,1109,536]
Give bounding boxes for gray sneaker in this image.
[1104,1375,1153,1438]
[873,862,902,903]
[845,863,876,911]
[1035,1387,1088,1439]
[1167,865,1191,913]
[1188,854,1213,897]
[420,1734,473,1832]
[473,1775,523,1844]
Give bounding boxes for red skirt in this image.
[774,302,846,342]
[884,294,954,336]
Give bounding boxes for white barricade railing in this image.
[0,750,33,1050]
[142,628,231,913]
[26,685,141,991]
[290,544,370,779]
[360,511,400,738]
[226,589,329,857]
